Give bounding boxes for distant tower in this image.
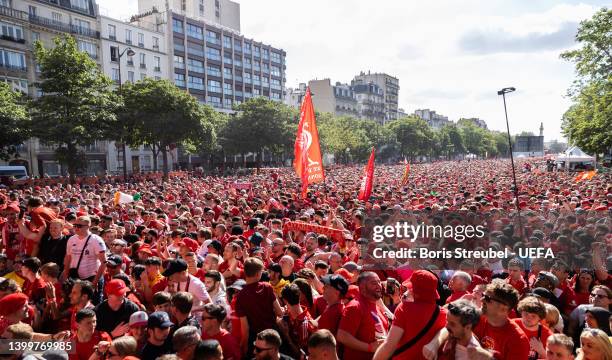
[539,122,544,136]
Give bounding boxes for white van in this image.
[0,166,29,180]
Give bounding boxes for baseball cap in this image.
[105,279,129,297]
[334,268,353,282]
[162,258,188,277]
[106,254,123,267]
[129,311,148,327]
[321,274,349,296]
[147,311,173,329]
[207,240,222,254]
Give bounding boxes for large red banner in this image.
[358,147,375,201]
[294,87,324,198]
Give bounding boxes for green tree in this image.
[547,140,567,154]
[459,122,487,157]
[561,79,611,156]
[0,82,30,161]
[221,97,294,169]
[318,115,373,162]
[560,8,612,84]
[30,36,117,178]
[440,124,466,158]
[492,131,510,157]
[386,116,432,160]
[120,78,216,177]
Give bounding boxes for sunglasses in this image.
[590,293,608,299]
[483,294,509,307]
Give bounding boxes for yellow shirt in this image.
[3,272,26,288]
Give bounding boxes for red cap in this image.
[595,205,607,212]
[105,279,129,297]
[0,293,28,316]
[182,238,199,253]
[5,203,20,213]
[138,244,153,255]
[408,270,440,302]
[334,268,353,282]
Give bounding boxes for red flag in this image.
[294,87,324,198]
[400,157,410,186]
[358,148,376,201]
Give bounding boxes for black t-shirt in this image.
[281,273,296,282]
[38,234,69,271]
[141,339,172,360]
[95,299,139,334]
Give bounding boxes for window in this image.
[187,58,204,73]
[187,43,204,57]
[1,77,28,94]
[223,35,232,48]
[188,75,204,90]
[206,47,221,61]
[263,48,269,60]
[244,58,251,69]
[127,71,134,82]
[199,0,204,16]
[78,40,96,58]
[125,29,132,44]
[172,18,183,33]
[152,36,159,50]
[175,73,186,87]
[28,6,36,16]
[235,40,242,52]
[139,53,146,68]
[0,21,24,40]
[0,0,9,7]
[207,96,221,106]
[206,64,221,77]
[52,12,62,24]
[111,68,119,81]
[271,52,281,63]
[206,30,220,44]
[108,24,116,39]
[174,55,184,69]
[155,76,161,80]
[224,98,232,108]
[271,65,281,77]
[138,33,144,47]
[253,88,260,95]
[110,46,119,62]
[140,73,146,80]
[244,42,251,54]
[0,48,26,70]
[223,53,232,64]
[32,32,40,42]
[70,0,89,12]
[253,46,261,57]
[154,56,160,71]
[223,67,232,77]
[73,19,90,35]
[127,55,134,66]
[223,82,232,95]
[187,24,203,39]
[271,91,281,100]
[207,79,221,93]
[262,63,269,73]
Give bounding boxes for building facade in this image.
[0,0,105,176]
[352,82,384,123]
[138,0,240,32]
[414,108,451,129]
[284,82,306,109]
[352,71,399,122]
[99,13,176,174]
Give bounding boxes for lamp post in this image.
[497,87,523,240]
[117,47,135,181]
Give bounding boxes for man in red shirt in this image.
[473,279,530,360]
[20,257,46,304]
[69,308,112,360]
[374,270,447,360]
[235,257,283,355]
[201,303,241,360]
[317,274,349,337]
[512,296,553,360]
[337,271,389,360]
[278,283,316,358]
[506,258,528,295]
[68,280,96,332]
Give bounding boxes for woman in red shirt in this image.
[567,270,595,313]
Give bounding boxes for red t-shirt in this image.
[338,295,389,360]
[23,277,47,303]
[473,317,530,360]
[218,261,244,287]
[318,301,344,336]
[506,277,528,295]
[235,282,277,335]
[286,306,316,350]
[312,296,328,319]
[511,318,552,359]
[467,274,486,292]
[202,329,241,360]
[445,290,468,304]
[391,301,447,360]
[69,331,111,360]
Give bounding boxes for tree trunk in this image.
[67,142,77,184]
[151,144,159,172]
[162,147,169,179]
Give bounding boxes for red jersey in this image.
[474,317,530,360]
[338,295,389,360]
[69,331,111,360]
[511,319,552,360]
[202,329,241,360]
[318,301,344,336]
[391,301,447,360]
[506,276,528,295]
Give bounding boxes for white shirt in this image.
[66,232,107,279]
[454,335,481,360]
[166,274,210,309]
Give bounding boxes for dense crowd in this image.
[0,159,610,360]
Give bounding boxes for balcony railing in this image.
[29,14,100,38]
[126,39,132,45]
[154,66,160,72]
[0,5,29,21]
[0,63,26,71]
[140,63,146,69]
[0,35,25,44]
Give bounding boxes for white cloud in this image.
[98,0,605,140]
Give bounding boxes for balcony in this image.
[29,14,100,39]
[138,42,144,48]
[0,63,26,72]
[223,88,232,95]
[126,39,132,45]
[0,5,28,21]
[127,60,134,66]
[34,0,96,17]
[140,63,146,69]
[0,35,25,44]
[153,45,159,51]
[109,34,116,40]
[154,66,160,72]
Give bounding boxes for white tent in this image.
[554,146,595,169]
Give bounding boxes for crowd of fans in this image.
[0,159,610,360]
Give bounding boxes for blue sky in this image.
[98,0,609,141]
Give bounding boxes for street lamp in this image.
[497,87,524,240]
[117,47,135,181]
